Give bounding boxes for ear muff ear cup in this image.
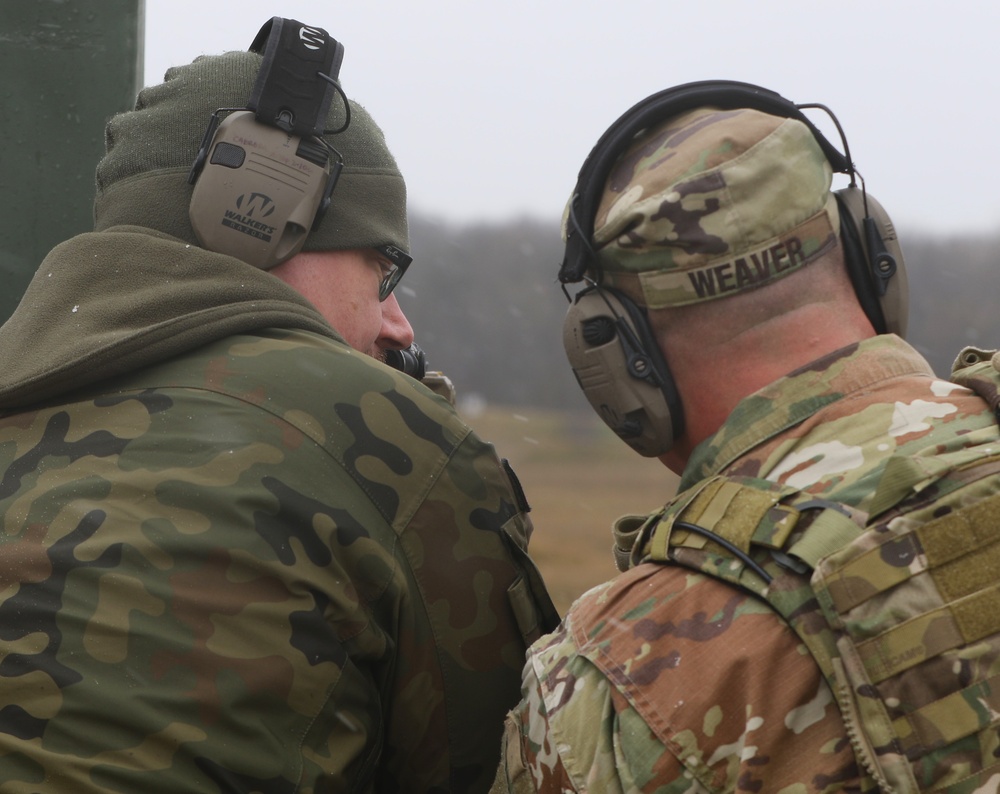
[835,186,908,336]
[189,111,332,270]
[563,287,682,457]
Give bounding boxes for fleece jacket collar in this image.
[0,226,340,410]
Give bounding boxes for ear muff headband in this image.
[247,17,345,138]
[561,80,849,285]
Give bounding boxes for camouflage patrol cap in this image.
[587,106,839,309]
[94,49,408,256]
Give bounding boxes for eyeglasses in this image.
[375,244,412,302]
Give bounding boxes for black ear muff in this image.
[835,186,908,336]
[563,286,682,457]
[558,80,909,456]
[187,17,347,270]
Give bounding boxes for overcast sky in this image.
[145,1,1000,236]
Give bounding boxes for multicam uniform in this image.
[494,334,1000,793]
[0,227,557,793]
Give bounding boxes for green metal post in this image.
[0,0,144,324]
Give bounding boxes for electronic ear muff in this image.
[559,80,907,457]
[187,17,348,270]
[835,186,908,338]
[564,286,682,457]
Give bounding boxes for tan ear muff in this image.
[186,17,347,270]
[188,111,331,270]
[835,185,908,337]
[563,287,681,457]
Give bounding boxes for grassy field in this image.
[462,405,680,615]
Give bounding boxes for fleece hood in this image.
[0,226,341,410]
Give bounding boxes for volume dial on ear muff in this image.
[582,316,617,346]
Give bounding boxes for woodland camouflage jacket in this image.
[0,227,557,793]
[494,335,1000,793]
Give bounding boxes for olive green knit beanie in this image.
[94,49,408,257]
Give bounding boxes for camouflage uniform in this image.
[0,227,557,793]
[493,334,1000,792]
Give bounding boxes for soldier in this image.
[493,82,1000,792]
[0,17,556,794]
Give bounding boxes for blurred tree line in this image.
[402,214,585,413]
[400,212,1000,410]
[906,233,997,374]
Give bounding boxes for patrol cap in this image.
[94,49,409,257]
[587,106,839,309]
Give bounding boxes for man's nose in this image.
[379,293,414,351]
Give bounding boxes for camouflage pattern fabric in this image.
[0,232,557,793]
[584,107,839,310]
[493,335,1000,793]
